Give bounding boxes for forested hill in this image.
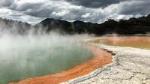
[0,14,150,35]
[39,14,150,35]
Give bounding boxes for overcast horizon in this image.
[0,0,150,24]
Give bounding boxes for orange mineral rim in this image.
[12,47,112,84]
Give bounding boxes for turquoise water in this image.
[0,35,93,84]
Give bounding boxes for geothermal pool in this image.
[2,35,148,84]
[0,34,93,84]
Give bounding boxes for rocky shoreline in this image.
[63,45,150,84]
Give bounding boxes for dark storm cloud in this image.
[66,0,121,8]
[0,0,14,7]
[0,0,150,24]
[118,1,150,15]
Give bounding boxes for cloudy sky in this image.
[0,0,150,24]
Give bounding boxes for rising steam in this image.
[0,25,93,84]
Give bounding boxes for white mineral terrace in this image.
[63,45,150,84]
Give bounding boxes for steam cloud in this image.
[0,25,93,84]
[0,0,150,24]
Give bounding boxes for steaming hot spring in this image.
[1,31,150,84]
[0,33,112,84]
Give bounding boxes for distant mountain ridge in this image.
[0,14,150,35]
[0,18,32,34]
[39,14,150,35]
